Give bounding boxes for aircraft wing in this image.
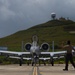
[9,56,32,60]
[40,50,75,60]
[39,56,64,60]
[0,50,31,66]
[41,51,66,57]
[0,50,30,57]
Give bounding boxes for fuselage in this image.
[30,41,40,57]
[25,35,49,62]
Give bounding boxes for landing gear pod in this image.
[24,43,31,51]
[41,43,50,51]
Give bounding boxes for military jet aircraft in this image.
[0,35,75,66]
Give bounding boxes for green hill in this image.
[0,19,75,51]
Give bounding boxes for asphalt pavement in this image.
[0,64,74,75]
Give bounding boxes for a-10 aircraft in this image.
[0,35,75,66]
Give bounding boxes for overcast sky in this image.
[0,0,75,38]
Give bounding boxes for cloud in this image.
[0,0,75,38]
[0,0,15,20]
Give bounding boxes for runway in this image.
[38,64,75,75]
[0,64,75,75]
[0,65,33,75]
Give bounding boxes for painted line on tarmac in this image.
[33,66,38,75]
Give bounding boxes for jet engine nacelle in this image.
[41,43,50,51]
[24,43,31,51]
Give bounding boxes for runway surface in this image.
[0,64,75,75]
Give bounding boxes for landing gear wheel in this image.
[32,62,34,66]
[51,60,54,66]
[19,59,22,66]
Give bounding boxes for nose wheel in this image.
[32,56,39,66]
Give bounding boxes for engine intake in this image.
[41,43,50,51]
[24,43,31,51]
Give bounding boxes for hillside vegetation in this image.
[0,19,75,51]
